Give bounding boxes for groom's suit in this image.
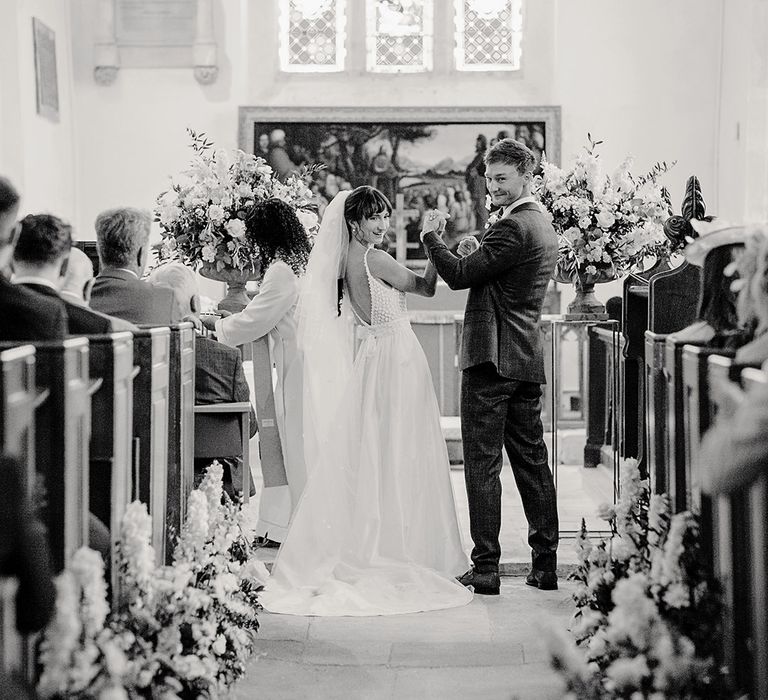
[422,201,559,574]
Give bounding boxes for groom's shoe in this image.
[457,568,500,595]
[525,569,558,591]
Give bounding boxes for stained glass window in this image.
[366,0,433,73]
[279,0,347,72]
[454,0,522,71]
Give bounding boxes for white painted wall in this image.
[0,0,77,223]
[6,0,760,308]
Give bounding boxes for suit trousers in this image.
[461,362,559,573]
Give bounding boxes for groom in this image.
[421,138,559,594]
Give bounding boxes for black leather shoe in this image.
[525,569,558,590]
[457,568,500,595]
[254,536,281,549]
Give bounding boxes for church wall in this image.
[62,0,727,307]
[0,0,77,222]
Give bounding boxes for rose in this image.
[225,219,246,239]
[596,210,616,229]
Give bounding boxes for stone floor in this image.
[229,577,574,700]
[233,424,610,698]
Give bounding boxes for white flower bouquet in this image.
[546,458,730,698]
[37,462,267,699]
[155,129,319,274]
[533,135,674,284]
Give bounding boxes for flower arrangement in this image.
[37,462,268,699]
[155,129,320,275]
[547,458,730,699]
[533,135,675,285]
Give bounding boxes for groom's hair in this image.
[485,138,536,175]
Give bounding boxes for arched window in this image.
[454,0,523,72]
[366,0,434,73]
[279,0,347,72]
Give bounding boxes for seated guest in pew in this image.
[0,453,56,699]
[12,214,138,334]
[148,263,258,501]
[90,207,182,325]
[0,176,68,341]
[200,199,311,547]
[669,219,747,350]
[733,226,768,365]
[60,246,97,307]
[700,372,768,493]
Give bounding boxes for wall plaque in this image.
[115,0,196,46]
[32,17,59,122]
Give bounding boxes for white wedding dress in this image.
[259,223,472,616]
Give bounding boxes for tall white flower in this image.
[120,501,156,595]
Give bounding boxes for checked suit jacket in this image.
[90,269,181,325]
[422,202,558,383]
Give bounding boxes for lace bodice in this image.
[364,248,408,326]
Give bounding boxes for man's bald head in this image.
[61,247,95,303]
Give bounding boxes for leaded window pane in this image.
[454,0,522,71]
[280,0,347,72]
[366,0,433,73]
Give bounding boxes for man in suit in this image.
[148,263,257,501]
[13,214,137,335]
[421,138,559,594]
[0,177,68,342]
[90,207,181,325]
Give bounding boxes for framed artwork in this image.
[238,106,560,260]
[32,17,59,122]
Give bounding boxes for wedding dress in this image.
[258,192,472,616]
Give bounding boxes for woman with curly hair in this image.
[203,198,311,546]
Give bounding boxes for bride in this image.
[259,186,472,616]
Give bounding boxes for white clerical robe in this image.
[215,259,305,541]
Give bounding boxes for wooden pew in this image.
[681,345,736,510]
[621,262,700,469]
[164,323,195,561]
[131,327,171,563]
[705,357,764,697]
[0,346,37,681]
[86,332,134,588]
[738,368,768,700]
[585,324,622,469]
[644,331,668,494]
[0,339,91,572]
[0,345,37,487]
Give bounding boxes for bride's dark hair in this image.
[336,186,393,315]
[343,186,392,231]
[245,198,312,275]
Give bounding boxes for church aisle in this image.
[229,578,572,699]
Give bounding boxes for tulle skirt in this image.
[259,318,472,616]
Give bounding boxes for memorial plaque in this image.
[115,0,196,46]
[32,18,59,122]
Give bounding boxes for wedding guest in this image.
[201,198,311,544]
[735,226,768,364]
[148,262,257,501]
[60,246,97,306]
[13,214,137,334]
[90,207,181,325]
[668,240,744,349]
[0,453,56,699]
[0,176,68,341]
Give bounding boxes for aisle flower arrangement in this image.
[155,129,319,274]
[533,135,675,284]
[547,459,731,699]
[37,463,268,699]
